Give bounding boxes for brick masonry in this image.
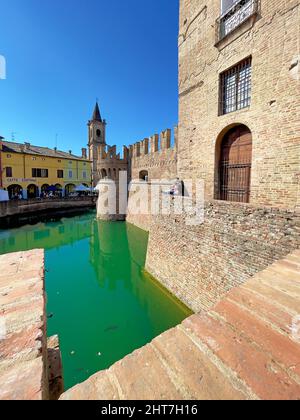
[178,0,300,210]
[129,128,178,181]
[130,198,300,313]
[0,250,48,400]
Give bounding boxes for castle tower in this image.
[88,102,107,182]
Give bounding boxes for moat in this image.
[0,212,192,390]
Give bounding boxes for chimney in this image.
[24,142,31,150]
[54,147,57,153]
[69,150,72,155]
[82,148,87,159]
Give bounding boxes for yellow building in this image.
[1,141,91,199]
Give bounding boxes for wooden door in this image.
[219,125,252,203]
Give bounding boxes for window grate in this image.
[219,160,252,203]
[220,57,252,115]
[216,0,259,42]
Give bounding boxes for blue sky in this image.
[0,0,179,155]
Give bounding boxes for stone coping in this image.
[0,250,48,400]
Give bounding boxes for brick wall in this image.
[0,250,49,400]
[145,200,300,312]
[178,0,300,209]
[129,128,178,181]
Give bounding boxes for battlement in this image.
[129,126,178,181]
[98,144,129,163]
[129,127,178,159]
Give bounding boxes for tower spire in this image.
[92,101,102,122]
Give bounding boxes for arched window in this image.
[139,170,149,181]
[101,169,107,179]
[217,124,252,203]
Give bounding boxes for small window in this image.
[82,171,87,179]
[32,157,37,161]
[41,169,48,178]
[32,168,49,178]
[6,154,11,158]
[57,170,64,179]
[69,170,73,179]
[6,167,12,177]
[220,57,252,115]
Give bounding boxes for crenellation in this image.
[123,146,129,160]
[140,138,149,155]
[150,134,159,154]
[160,129,171,150]
[174,126,178,149]
[133,142,141,158]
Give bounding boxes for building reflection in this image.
[0,213,93,254]
[0,214,190,336]
[88,220,189,330]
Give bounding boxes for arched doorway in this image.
[139,170,149,181]
[217,124,252,203]
[7,185,23,199]
[55,184,63,198]
[27,184,39,199]
[41,184,49,194]
[65,184,76,196]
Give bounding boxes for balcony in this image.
[216,0,259,43]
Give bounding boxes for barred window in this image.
[220,57,252,115]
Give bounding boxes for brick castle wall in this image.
[129,128,178,181]
[178,0,300,209]
[145,200,300,312]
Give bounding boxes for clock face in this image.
[96,129,101,138]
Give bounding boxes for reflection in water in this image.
[0,212,192,390]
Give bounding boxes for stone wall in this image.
[0,197,96,219]
[178,0,300,209]
[145,200,300,312]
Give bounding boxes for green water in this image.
[0,212,192,390]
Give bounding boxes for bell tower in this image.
[88,102,107,183]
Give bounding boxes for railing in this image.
[216,0,259,43]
